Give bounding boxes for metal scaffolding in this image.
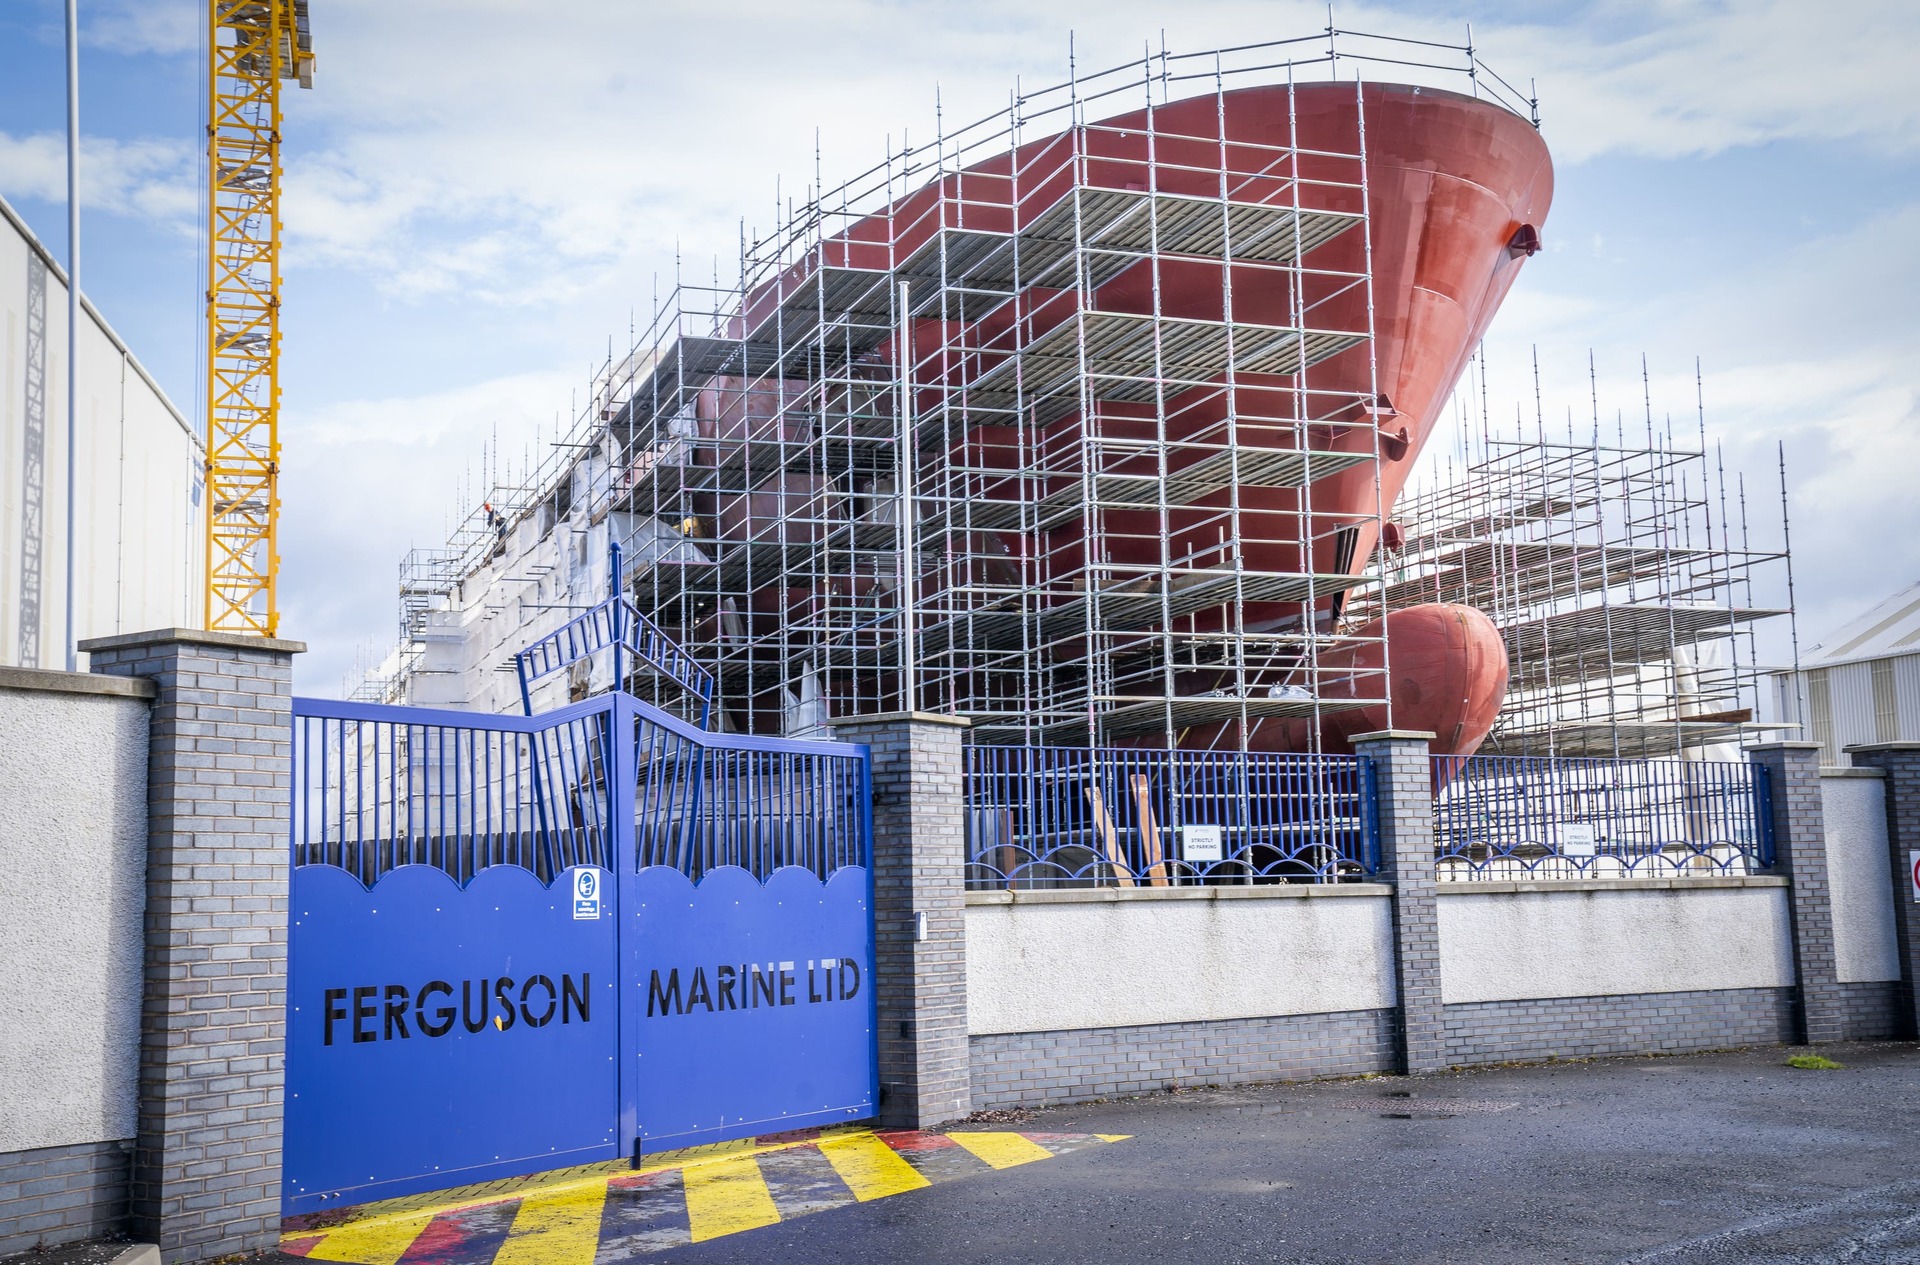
[1368,356,1794,758]
[368,31,1541,754]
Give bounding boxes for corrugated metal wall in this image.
[1776,651,1920,764]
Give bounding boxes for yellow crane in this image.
[204,1,312,636]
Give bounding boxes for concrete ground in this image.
[40,1042,1913,1265]
[673,1041,1920,1264]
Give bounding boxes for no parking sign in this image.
[1911,851,1920,903]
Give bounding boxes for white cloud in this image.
[1504,0,1920,163]
[85,0,199,58]
[279,369,576,690]
[0,130,196,230]
[67,2,1920,301]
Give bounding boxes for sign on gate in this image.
[284,865,620,1211]
[283,691,876,1215]
[628,866,875,1152]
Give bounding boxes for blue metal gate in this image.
[282,690,875,1214]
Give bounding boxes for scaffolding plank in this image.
[965,311,1366,408]
[1024,444,1373,526]
[1502,604,1786,689]
[1482,718,1795,759]
[1021,188,1362,268]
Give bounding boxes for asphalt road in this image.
[663,1042,1920,1264]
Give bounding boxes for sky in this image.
[2,0,1917,695]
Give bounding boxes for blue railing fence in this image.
[292,693,869,887]
[513,592,716,727]
[965,744,1376,888]
[1431,753,1772,880]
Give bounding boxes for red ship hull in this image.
[717,82,1552,754]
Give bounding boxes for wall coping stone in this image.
[0,664,156,699]
[1822,766,1887,779]
[966,883,1392,906]
[77,627,307,655]
[826,711,971,728]
[1747,740,1822,752]
[1844,741,1920,753]
[1350,729,1437,743]
[1437,875,1790,896]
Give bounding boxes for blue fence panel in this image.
[631,720,871,881]
[291,694,616,885]
[1431,753,1771,880]
[284,863,619,1214]
[964,745,1372,887]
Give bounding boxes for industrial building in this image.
[1774,580,1920,764]
[0,194,205,668]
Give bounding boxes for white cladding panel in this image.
[1,198,201,667]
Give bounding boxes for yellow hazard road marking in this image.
[682,1154,781,1243]
[493,1178,608,1265]
[287,1129,1126,1260]
[302,1210,438,1265]
[817,1132,930,1201]
[946,1131,1056,1169]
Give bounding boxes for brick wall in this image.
[0,1141,132,1257]
[1442,987,1797,1067]
[1355,732,1444,1073]
[1832,981,1904,1041]
[1752,742,1844,1043]
[827,712,972,1129]
[1846,743,1920,1039]
[969,1010,1397,1110]
[83,628,302,1262]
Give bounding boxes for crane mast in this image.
[204,1,311,636]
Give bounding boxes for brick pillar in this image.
[82,628,302,1262]
[827,712,972,1129]
[1843,741,1920,1039]
[1750,741,1842,1045]
[1353,730,1444,1074]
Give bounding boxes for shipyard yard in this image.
[3,5,1919,1265]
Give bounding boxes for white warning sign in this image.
[1182,823,1225,862]
[573,868,602,920]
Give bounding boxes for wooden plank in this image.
[1084,784,1136,887]
[1130,773,1170,887]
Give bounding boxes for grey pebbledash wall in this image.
[0,667,154,1257]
